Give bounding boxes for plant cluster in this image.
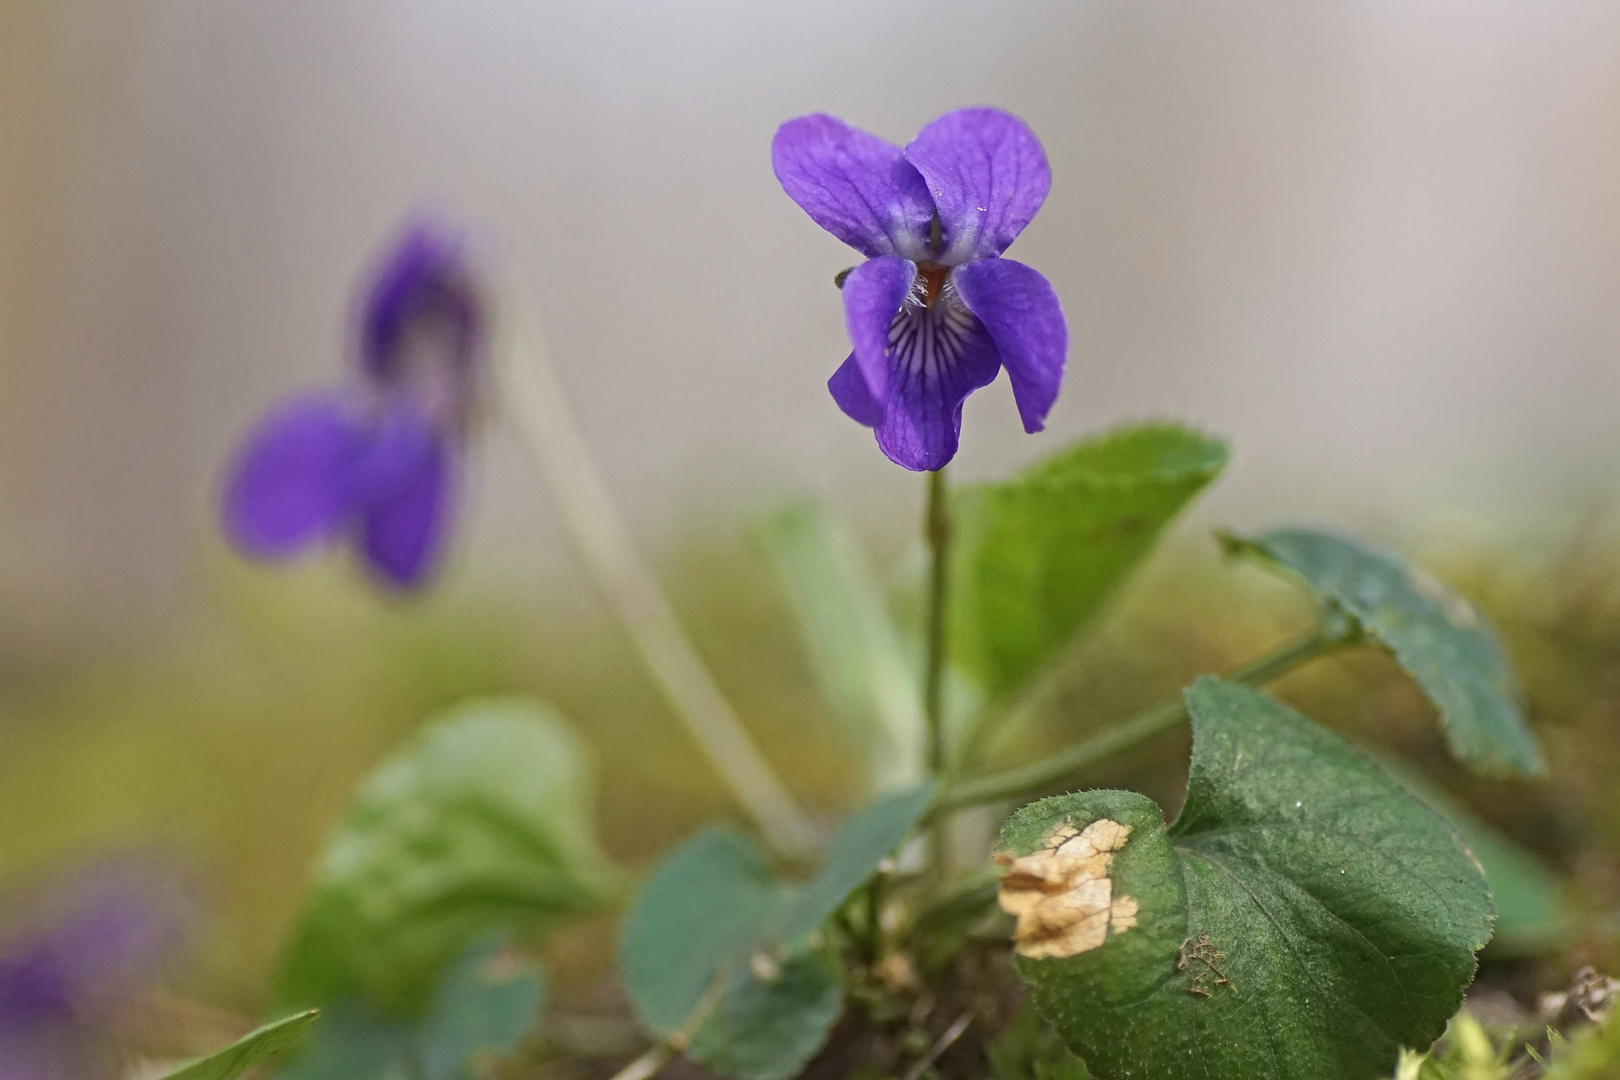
[10,106,1614,1080]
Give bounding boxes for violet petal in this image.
[953,259,1068,433]
[904,108,1051,264]
[359,432,452,589]
[360,221,481,383]
[221,394,369,559]
[873,304,1003,471]
[828,352,885,427]
[345,402,440,505]
[772,114,936,260]
[841,256,916,404]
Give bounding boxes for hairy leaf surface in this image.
[951,423,1228,697]
[1004,677,1493,1080]
[1223,526,1543,776]
[276,699,617,1013]
[1378,759,1574,955]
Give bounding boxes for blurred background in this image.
[4,0,1620,1025]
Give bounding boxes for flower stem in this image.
[923,468,952,776]
[503,295,818,856]
[922,467,952,880]
[935,626,1353,812]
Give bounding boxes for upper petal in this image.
[773,114,936,259]
[360,431,453,590]
[359,218,483,385]
[874,300,1003,471]
[953,259,1067,433]
[904,108,1051,264]
[842,256,917,404]
[221,393,369,559]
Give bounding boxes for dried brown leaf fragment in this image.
[994,818,1137,959]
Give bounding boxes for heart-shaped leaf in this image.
[276,699,618,1014]
[951,423,1228,698]
[619,786,931,1079]
[1001,677,1493,1080]
[685,952,846,1080]
[1377,759,1575,955]
[620,826,785,1038]
[159,1010,319,1080]
[1222,526,1544,776]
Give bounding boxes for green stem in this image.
[923,467,952,881]
[923,468,951,775]
[862,871,885,965]
[503,292,818,856]
[936,627,1353,812]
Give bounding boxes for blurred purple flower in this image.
[773,107,1068,471]
[222,219,485,590]
[0,860,193,1080]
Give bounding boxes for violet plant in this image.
[223,220,482,590]
[164,107,1564,1080]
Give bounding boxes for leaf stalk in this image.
[936,625,1355,812]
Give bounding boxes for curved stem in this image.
[502,293,818,856]
[936,627,1353,812]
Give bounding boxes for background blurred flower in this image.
[0,858,194,1080]
[222,218,485,590]
[773,107,1067,471]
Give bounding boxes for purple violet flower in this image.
[0,860,193,1080]
[222,219,485,589]
[773,108,1068,471]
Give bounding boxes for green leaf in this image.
[275,937,544,1080]
[419,935,546,1080]
[1376,759,1575,955]
[686,951,846,1080]
[1542,1009,1620,1079]
[950,422,1229,697]
[159,1011,319,1080]
[618,826,845,1078]
[1222,526,1544,777]
[621,786,931,1080]
[276,699,618,1014]
[775,781,935,943]
[1004,677,1493,1080]
[757,504,926,791]
[271,1005,412,1080]
[620,786,933,1079]
[620,827,785,1037]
